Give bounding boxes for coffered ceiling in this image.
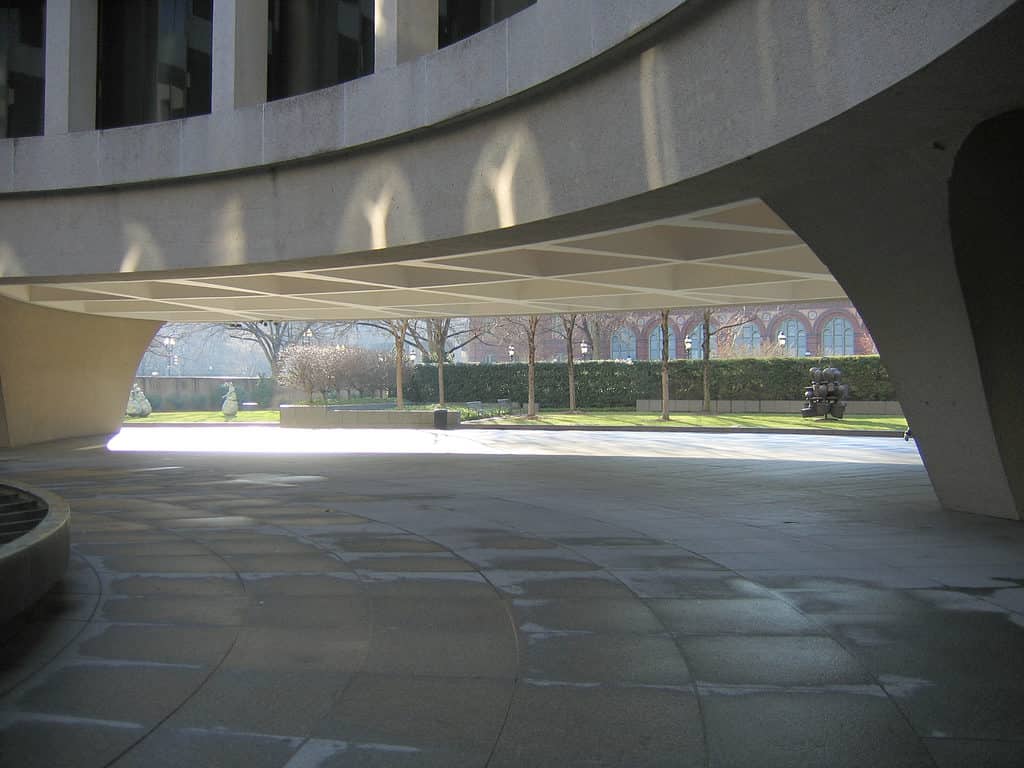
[0,200,844,321]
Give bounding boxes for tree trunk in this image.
[564,314,577,411]
[394,319,409,408]
[394,333,404,409]
[660,309,671,421]
[702,308,712,413]
[437,357,446,406]
[527,316,539,418]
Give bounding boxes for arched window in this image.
[822,316,855,356]
[775,318,808,357]
[686,323,717,359]
[647,326,677,360]
[733,323,763,356]
[610,327,637,360]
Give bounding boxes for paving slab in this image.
[313,673,513,758]
[700,690,935,768]
[489,682,706,768]
[2,429,1023,766]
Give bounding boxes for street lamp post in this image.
[506,344,515,404]
[162,337,176,375]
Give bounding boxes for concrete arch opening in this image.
[0,2,1022,524]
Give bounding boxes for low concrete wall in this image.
[136,377,307,409]
[0,482,71,623]
[280,406,461,429]
[637,400,904,416]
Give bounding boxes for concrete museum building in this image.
[0,0,1022,526]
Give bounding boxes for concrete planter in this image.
[280,405,461,429]
[0,483,70,623]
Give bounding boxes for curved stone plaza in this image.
[1,430,1022,766]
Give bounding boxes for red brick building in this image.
[464,300,876,363]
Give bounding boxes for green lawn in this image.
[475,412,907,431]
[125,409,906,431]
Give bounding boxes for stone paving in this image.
[1,428,1023,767]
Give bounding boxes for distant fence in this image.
[135,376,304,411]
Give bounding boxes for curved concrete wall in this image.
[0,0,1013,280]
[1,0,683,194]
[0,482,70,623]
[0,297,160,447]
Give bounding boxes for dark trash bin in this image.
[433,409,448,429]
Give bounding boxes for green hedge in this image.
[405,356,896,408]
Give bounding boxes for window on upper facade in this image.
[822,316,855,356]
[0,1,45,138]
[610,327,637,360]
[775,318,808,357]
[96,0,212,129]
[733,322,762,356]
[648,325,677,361]
[686,323,717,359]
[439,0,535,48]
[267,0,373,101]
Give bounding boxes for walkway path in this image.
[1,430,1022,766]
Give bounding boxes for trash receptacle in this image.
[433,409,448,429]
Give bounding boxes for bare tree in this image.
[278,344,334,402]
[332,346,386,398]
[360,318,414,407]
[414,318,487,406]
[140,323,211,375]
[558,313,580,411]
[579,313,617,360]
[225,321,312,379]
[697,307,754,412]
[580,311,654,362]
[659,309,671,421]
[497,315,543,418]
[224,321,355,379]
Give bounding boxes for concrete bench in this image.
[280,405,461,429]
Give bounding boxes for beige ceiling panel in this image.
[433,249,650,277]
[55,281,251,300]
[550,293,689,311]
[196,274,365,296]
[319,289,480,308]
[565,225,801,261]
[691,200,792,230]
[134,311,238,321]
[685,279,847,303]
[28,285,116,302]
[65,298,177,314]
[709,245,831,275]
[462,279,636,302]
[588,262,813,292]
[315,263,510,288]
[187,295,331,311]
[396,301,543,316]
[0,285,30,301]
